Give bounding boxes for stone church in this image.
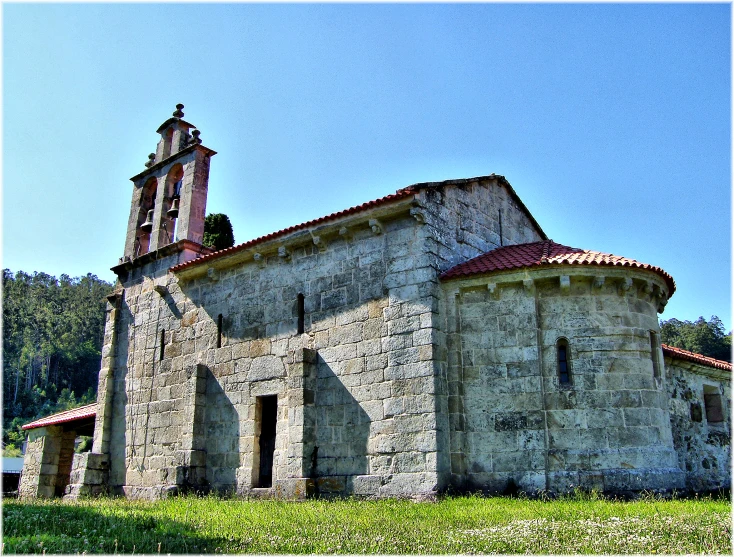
[20,106,731,499]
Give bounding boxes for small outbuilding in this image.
[18,404,96,498]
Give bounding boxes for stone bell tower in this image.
[122,104,216,261]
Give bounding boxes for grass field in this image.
[2,492,731,554]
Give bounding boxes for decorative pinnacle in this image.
[173,103,184,118]
[189,129,202,145]
[145,153,155,168]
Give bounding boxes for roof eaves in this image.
[662,344,732,372]
[170,187,418,274]
[439,240,676,296]
[22,404,97,431]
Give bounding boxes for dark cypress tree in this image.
[203,213,235,251]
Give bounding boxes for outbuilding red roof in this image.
[22,403,97,431]
[440,240,676,296]
[662,344,732,371]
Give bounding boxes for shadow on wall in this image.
[108,295,132,492]
[203,365,240,493]
[313,356,370,493]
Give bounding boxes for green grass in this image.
[2,493,731,554]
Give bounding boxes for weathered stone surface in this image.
[20,111,726,502]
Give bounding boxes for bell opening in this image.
[167,198,180,219]
[140,209,154,232]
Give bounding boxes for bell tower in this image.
[122,104,217,261]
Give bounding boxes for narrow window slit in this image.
[217,314,223,348]
[498,209,503,246]
[650,331,661,380]
[557,338,571,385]
[297,293,305,334]
[159,329,165,361]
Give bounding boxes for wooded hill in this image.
[2,270,113,455]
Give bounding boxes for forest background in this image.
[1,267,730,456]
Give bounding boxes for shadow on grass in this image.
[2,498,230,554]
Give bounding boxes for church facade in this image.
[20,106,731,499]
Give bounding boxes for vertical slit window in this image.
[217,314,223,348]
[650,331,661,380]
[159,329,165,361]
[498,209,503,246]
[297,293,305,334]
[557,338,571,385]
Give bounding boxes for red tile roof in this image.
[169,174,546,273]
[169,187,419,272]
[440,240,676,296]
[662,344,732,371]
[22,404,97,431]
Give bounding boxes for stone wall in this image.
[443,266,683,495]
[107,209,441,497]
[101,178,546,499]
[19,425,76,498]
[19,426,62,498]
[666,359,731,492]
[417,177,546,489]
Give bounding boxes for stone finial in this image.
[189,129,202,145]
[173,104,185,118]
[145,153,155,168]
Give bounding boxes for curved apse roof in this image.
[440,239,676,296]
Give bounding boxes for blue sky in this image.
[3,3,731,331]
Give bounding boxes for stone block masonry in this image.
[444,267,685,495]
[96,172,552,499]
[33,108,724,501]
[106,212,442,497]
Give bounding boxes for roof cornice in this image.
[129,144,217,183]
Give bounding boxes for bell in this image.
[167,198,180,218]
[140,209,154,232]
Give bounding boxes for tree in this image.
[660,315,731,362]
[203,213,235,251]
[2,270,112,454]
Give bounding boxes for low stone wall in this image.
[65,453,110,498]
